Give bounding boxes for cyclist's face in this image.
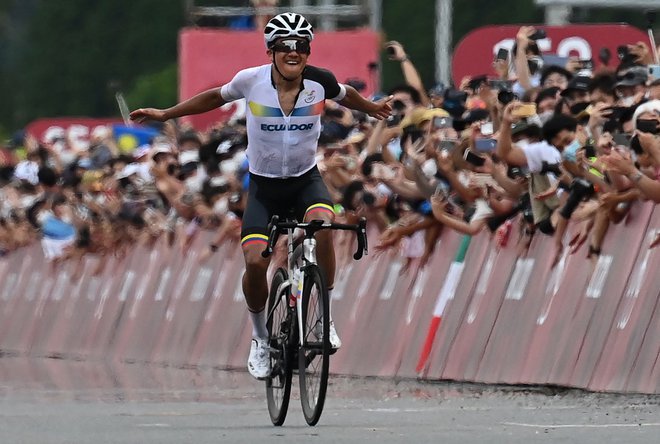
[269,38,310,79]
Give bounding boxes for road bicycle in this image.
[261,215,368,426]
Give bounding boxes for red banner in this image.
[178,28,381,131]
[452,24,651,85]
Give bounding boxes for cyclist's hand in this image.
[129,108,168,123]
[368,95,393,120]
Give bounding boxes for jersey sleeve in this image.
[304,66,347,101]
[220,67,260,102]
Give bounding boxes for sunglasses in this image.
[271,39,310,54]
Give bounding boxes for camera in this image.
[498,89,517,105]
[495,47,509,62]
[463,149,486,167]
[386,113,402,128]
[432,116,453,130]
[474,138,497,153]
[617,45,637,65]
[528,29,546,40]
[488,79,512,91]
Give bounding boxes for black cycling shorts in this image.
[240,166,334,248]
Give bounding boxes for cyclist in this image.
[130,12,392,380]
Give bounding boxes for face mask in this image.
[220,160,238,175]
[538,110,553,125]
[213,197,228,215]
[621,96,636,107]
[185,175,203,194]
[563,138,581,162]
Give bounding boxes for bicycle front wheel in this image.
[266,268,293,426]
[298,264,330,426]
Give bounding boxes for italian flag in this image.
[415,235,471,374]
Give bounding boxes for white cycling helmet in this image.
[264,12,314,48]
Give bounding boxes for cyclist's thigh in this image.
[241,174,279,251]
[295,167,335,222]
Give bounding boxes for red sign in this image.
[452,24,651,85]
[179,28,381,131]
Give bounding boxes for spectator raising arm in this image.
[514,27,534,92]
[496,102,528,167]
[384,41,431,107]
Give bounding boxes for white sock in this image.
[326,287,334,322]
[250,308,268,340]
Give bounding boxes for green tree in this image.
[11,1,183,128]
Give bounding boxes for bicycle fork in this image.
[290,236,318,347]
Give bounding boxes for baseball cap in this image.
[150,142,173,160]
[560,75,591,97]
[615,66,648,88]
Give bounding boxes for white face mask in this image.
[212,197,228,215]
[538,110,554,124]
[621,96,636,107]
[220,160,238,175]
[185,174,203,193]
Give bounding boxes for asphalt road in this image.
[0,357,658,443]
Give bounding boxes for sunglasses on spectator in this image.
[271,39,311,54]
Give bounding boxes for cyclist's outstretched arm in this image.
[338,86,392,120]
[130,88,227,123]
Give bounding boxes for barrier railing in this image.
[0,202,658,394]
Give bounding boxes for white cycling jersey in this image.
[220,64,346,178]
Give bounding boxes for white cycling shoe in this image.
[247,337,271,380]
[312,319,342,350]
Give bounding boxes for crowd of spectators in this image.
[2,26,660,277]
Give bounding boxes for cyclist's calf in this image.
[242,244,271,311]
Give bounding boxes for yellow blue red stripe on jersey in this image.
[248,101,324,117]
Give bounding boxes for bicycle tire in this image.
[265,268,293,426]
[298,264,330,426]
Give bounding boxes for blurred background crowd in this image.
[2,6,660,275]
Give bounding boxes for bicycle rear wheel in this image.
[298,264,330,426]
[266,268,293,426]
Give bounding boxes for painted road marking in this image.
[503,422,660,429]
